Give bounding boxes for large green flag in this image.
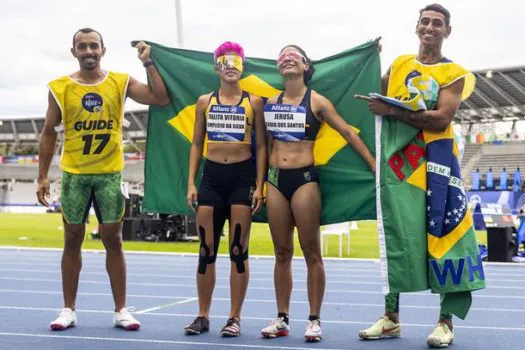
[142,41,380,224]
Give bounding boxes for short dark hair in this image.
[280,45,316,84]
[419,3,451,26]
[72,27,104,48]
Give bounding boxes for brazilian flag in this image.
[142,41,380,225]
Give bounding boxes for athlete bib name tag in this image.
[207,105,246,142]
[264,104,306,142]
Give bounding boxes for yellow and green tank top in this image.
[48,71,129,174]
[387,54,475,138]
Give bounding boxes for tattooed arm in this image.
[369,78,464,132]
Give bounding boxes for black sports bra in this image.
[276,88,321,141]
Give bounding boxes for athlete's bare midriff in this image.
[206,143,252,164]
[269,140,314,169]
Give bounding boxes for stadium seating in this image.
[463,142,525,188]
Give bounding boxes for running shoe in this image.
[304,319,322,342]
[220,317,241,337]
[358,316,401,339]
[427,322,454,348]
[261,317,290,338]
[113,307,141,330]
[49,308,77,331]
[184,316,210,335]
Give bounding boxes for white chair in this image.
[320,222,356,257]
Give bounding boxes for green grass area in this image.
[0,213,487,258]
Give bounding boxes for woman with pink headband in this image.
[260,45,375,342]
[184,41,267,337]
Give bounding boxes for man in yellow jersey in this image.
[36,27,170,331]
[358,4,480,348]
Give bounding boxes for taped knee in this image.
[198,225,216,274]
[230,223,248,274]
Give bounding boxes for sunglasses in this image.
[277,52,307,67]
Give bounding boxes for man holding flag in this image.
[357,3,486,348]
[38,28,170,331]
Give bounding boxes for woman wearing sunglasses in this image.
[260,45,375,342]
[185,41,267,337]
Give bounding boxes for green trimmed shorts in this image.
[60,171,125,224]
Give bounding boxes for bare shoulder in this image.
[442,77,465,92]
[266,94,280,105]
[248,94,263,103]
[249,94,264,107]
[196,92,213,106]
[310,89,330,105]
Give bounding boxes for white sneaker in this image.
[427,322,454,348]
[113,307,141,331]
[304,319,322,342]
[261,317,290,338]
[49,308,77,331]
[358,316,401,339]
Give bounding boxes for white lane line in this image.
[0,265,521,284]
[1,247,523,273]
[0,259,521,280]
[0,260,380,273]
[0,332,345,350]
[1,276,522,293]
[1,291,525,311]
[1,268,524,287]
[0,268,384,285]
[0,310,523,332]
[0,277,380,293]
[1,247,523,266]
[0,263,383,279]
[136,298,198,314]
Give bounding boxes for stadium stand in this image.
[0,161,145,183]
[456,66,525,125]
[470,143,525,175]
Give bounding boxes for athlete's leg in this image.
[426,294,454,347]
[267,184,295,315]
[99,222,126,311]
[98,219,140,330]
[438,293,453,328]
[385,293,400,323]
[49,221,85,330]
[61,223,86,310]
[92,173,127,311]
[196,205,226,318]
[291,182,324,318]
[227,204,252,320]
[50,172,91,330]
[59,172,91,311]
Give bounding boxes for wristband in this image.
[143,60,155,68]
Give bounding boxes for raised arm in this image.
[127,41,170,106]
[37,91,62,206]
[369,78,464,132]
[313,92,376,172]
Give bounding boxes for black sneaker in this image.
[220,318,241,337]
[184,316,210,335]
